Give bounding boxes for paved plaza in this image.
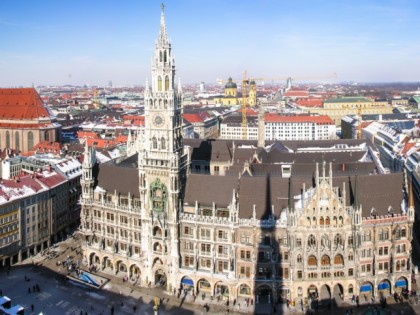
[1,235,420,315]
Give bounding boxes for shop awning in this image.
[181,278,194,286]
[395,279,407,288]
[378,282,389,290]
[360,284,372,292]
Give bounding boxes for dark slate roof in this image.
[210,141,232,162]
[96,154,140,198]
[185,171,404,220]
[184,174,238,208]
[356,172,404,216]
[238,175,289,219]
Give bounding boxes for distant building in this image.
[305,97,393,126]
[220,113,336,141]
[199,82,205,93]
[0,88,61,153]
[409,95,420,109]
[183,112,219,139]
[213,78,257,106]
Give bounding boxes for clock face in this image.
[153,114,165,128]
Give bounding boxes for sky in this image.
[0,0,420,87]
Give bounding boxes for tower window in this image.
[158,76,162,91]
[165,76,169,91]
[28,131,34,150]
[152,137,157,149]
[161,137,166,150]
[15,131,20,151]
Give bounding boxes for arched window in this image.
[27,131,34,150]
[334,254,344,265]
[319,217,324,225]
[297,255,302,263]
[6,131,10,148]
[152,137,157,149]
[45,130,50,141]
[384,229,389,240]
[161,137,166,150]
[339,216,344,224]
[159,51,162,62]
[158,76,162,91]
[325,217,330,225]
[308,255,317,266]
[348,252,354,261]
[396,260,401,271]
[165,76,169,91]
[321,255,330,266]
[401,227,406,238]
[308,235,316,247]
[164,50,167,62]
[15,132,20,151]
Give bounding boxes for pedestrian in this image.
[111,305,114,315]
[28,288,31,294]
[133,305,137,312]
[31,304,34,312]
[0,289,2,296]
[36,284,40,292]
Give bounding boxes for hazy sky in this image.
[1,0,419,87]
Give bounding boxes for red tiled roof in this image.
[283,90,309,97]
[35,172,66,188]
[21,141,62,156]
[123,115,145,126]
[183,113,210,123]
[77,131,100,139]
[296,98,323,108]
[1,174,43,192]
[0,88,52,120]
[265,113,334,125]
[115,134,128,143]
[402,142,416,155]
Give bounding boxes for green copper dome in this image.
[225,77,237,89]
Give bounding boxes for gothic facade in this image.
[79,4,414,309]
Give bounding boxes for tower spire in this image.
[159,2,168,43]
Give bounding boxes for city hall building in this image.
[79,4,414,310]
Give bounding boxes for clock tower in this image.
[139,3,188,292]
